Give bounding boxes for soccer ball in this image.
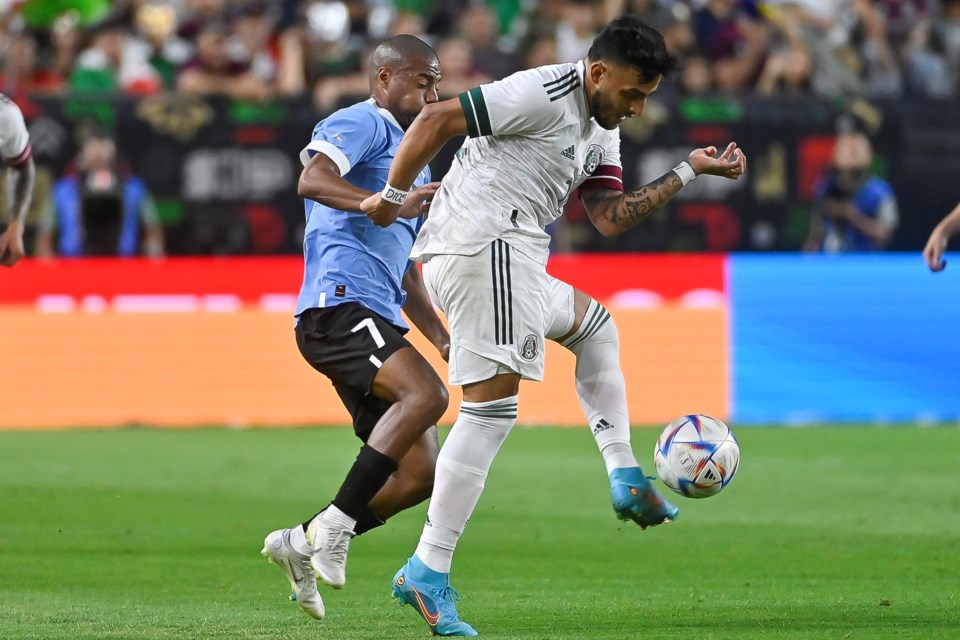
[654,414,740,499]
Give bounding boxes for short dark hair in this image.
[370,35,438,72]
[587,15,678,81]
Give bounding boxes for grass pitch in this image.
[1,425,958,640]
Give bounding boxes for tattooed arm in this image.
[580,142,747,237]
[581,171,683,237]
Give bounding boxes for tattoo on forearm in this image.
[606,172,683,229]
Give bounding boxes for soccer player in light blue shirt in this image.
[261,35,450,622]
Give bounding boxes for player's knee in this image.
[563,302,619,352]
[422,383,449,423]
[404,380,448,425]
[600,315,620,345]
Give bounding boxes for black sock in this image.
[331,444,398,522]
[353,505,386,536]
[301,503,385,537]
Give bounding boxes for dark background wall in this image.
[18,92,960,255]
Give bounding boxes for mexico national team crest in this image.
[583,144,604,175]
[519,334,539,361]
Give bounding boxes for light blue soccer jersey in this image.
[296,99,431,329]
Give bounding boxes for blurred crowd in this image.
[2,0,960,110]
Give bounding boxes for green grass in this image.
[1,425,958,639]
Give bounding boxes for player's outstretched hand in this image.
[687,142,746,180]
[923,226,948,272]
[398,182,441,220]
[0,222,25,267]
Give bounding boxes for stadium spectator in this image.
[694,0,771,92]
[177,0,228,40]
[49,12,86,81]
[0,31,66,96]
[923,200,960,272]
[874,0,932,47]
[0,94,36,267]
[757,20,814,97]
[679,50,715,95]
[803,132,898,253]
[940,0,960,69]
[281,1,349,91]
[435,37,491,97]
[555,0,601,62]
[457,5,517,79]
[848,0,903,97]
[310,9,432,112]
[176,22,272,101]
[36,130,164,258]
[659,9,697,60]
[902,18,955,98]
[227,0,281,85]
[388,11,428,39]
[133,1,195,91]
[70,18,163,94]
[296,0,368,110]
[602,0,677,27]
[523,35,560,68]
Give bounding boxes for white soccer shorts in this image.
[423,240,576,386]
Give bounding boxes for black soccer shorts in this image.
[295,302,412,440]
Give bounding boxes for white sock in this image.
[322,504,357,532]
[561,300,639,475]
[289,524,312,555]
[415,395,518,573]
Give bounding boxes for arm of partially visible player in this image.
[924,200,960,271]
[580,143,746,237]
[360,99,468,227]
[0,155,36,267]
[401,265,450,361]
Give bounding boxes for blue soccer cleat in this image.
[392,556,478,637]
[610,467,679,529]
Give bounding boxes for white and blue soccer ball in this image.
[654,414,740,499]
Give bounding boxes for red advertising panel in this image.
[1,256,728,429]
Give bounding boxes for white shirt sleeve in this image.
[299,105,383,177]
[0,97,31,166]
[459,67,569,138]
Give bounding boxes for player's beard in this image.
[590,90,620,130]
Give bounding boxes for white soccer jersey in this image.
[0,95,31,168]
[411,60,624,266]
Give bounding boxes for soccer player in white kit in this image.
[0,94,36,267]
[363,16,747,635]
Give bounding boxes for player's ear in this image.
[377,67,391,87]
[588,60,606,84]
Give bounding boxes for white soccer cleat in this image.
[305,512,354,589]
[261,528,326,620]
